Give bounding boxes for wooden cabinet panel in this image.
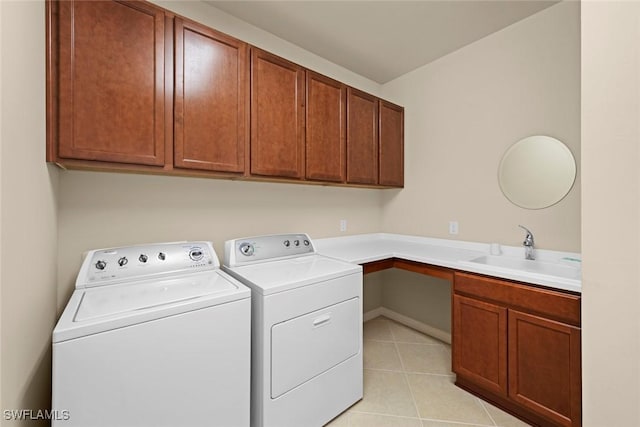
[347,88,378,185]
[379,100,404,187]
[453,295,508,396]
[174,18,248,173]
[454,272,581,326]
[53,0,166,165]
[305,72,346,182]
[250,48,305,178]
[509,310,581,427]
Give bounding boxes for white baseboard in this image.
[363,307,384,322]
[363,306,452,344]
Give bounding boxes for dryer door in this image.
[271,297,360,398]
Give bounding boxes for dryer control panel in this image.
[224,234,315,267]
[78,241,218,288]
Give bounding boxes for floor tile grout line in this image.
[365,338,443,346]
[364,366,455,377]
[420,415,497,426]
[390,326,423,421]
[478,398,499,427]
[348,409,422,421]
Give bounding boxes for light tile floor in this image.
[326,316,530,427]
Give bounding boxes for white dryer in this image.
[52,241,251,427]
[223,234,363,427]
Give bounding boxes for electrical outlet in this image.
[340,219,347,232]
[449,221,459,235]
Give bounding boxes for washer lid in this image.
[225,254,361,295]
[53,270,250,342]
[75,271,238,322]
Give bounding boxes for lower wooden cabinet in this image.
[453,272,581,427]
[453,295,507,396]
[508,310,581,427]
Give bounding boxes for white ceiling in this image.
[207,1,558,83]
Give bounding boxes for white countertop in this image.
[314,233,581,294]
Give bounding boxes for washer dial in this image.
[239,242,254,256]
[189,248,204,261]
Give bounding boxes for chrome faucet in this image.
[518,225,535,260]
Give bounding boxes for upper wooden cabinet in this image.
[305,72,346,182]
[174,18,249,173]
[379,100,404,187]
[46,1,403,188]
[250,49,305,179]
[48,0,167,166]
[347,88,378,185]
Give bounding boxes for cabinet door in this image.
[250,48,305,178]
[379,100,404,187]
[305,72,346,182]
[174,18,248,173]
[346,88,378,185]
[508,310,581,427]
[54,0,166,165]
[452,294,508,396]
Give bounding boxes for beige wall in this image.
[381,270,452,334]
[380,1,581,253]
[0,0,59,422]
[57,173,382,309]
[363,273,383,314]
[581,2,640,425]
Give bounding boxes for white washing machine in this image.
[223,234,363,427]
[52,241,251,427]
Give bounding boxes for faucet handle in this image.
[518,224,532,234]
[518,225,534,243]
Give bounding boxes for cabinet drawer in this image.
[454,272,580,326]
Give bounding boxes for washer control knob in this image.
[283,240,290,247]
[189,248,204,261]
[303,239,310,246]
[239,242,254,256]
[95,260,107,270]
[117,257,128,267]
[158,252,166,261]
[294,240,300,247]
[138,254,148,263]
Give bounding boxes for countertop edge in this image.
[315,233,582,294]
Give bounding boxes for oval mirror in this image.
[498,135,576,209]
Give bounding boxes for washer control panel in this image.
[79,241,218,288]
[224,234,314,267]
